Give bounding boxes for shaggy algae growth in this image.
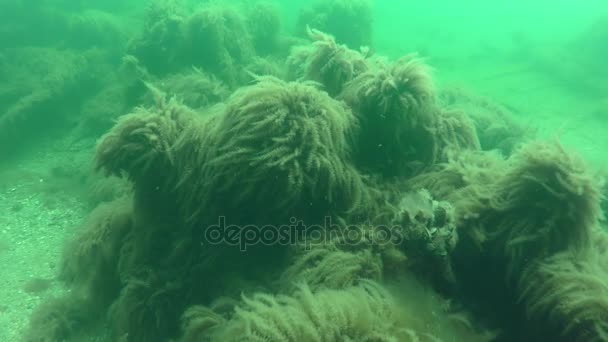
[4,1,606,342]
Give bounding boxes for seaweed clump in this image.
[22,296,97,342]
[151,67,230,110]
[180,4,255,87]
[179,276,495,342]
[206,281,408,341]
[454,142,600,281]
[28,77,376,341]
[244,1,283,56]
[287,28,370,97]
[0,47,113,159]
[296,0,373,49]
[23,198,134,341]
[97,77,368,226]
[515,234,608,341]
[125,0,185,76]
[440,86,531,155]
[434,108,481,160]
[0,2,127,50]
[278,188,458,294]
[191,76,368,224]
[412,141,607,340]
[128,0,273,88]
[341,55,439,178]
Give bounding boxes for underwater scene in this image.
[0,0,607,341]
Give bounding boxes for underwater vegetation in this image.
[516,234,608,341]
[0,0,282,160]
[286,28,370,97]
[0,47,115,158]
[439,86,532,156]
[296,0,373,49]
[127,0,288,88]
[408,141,607,340]
[340,54,440,178]
[6,1,607,342]
[0,0,137,159]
